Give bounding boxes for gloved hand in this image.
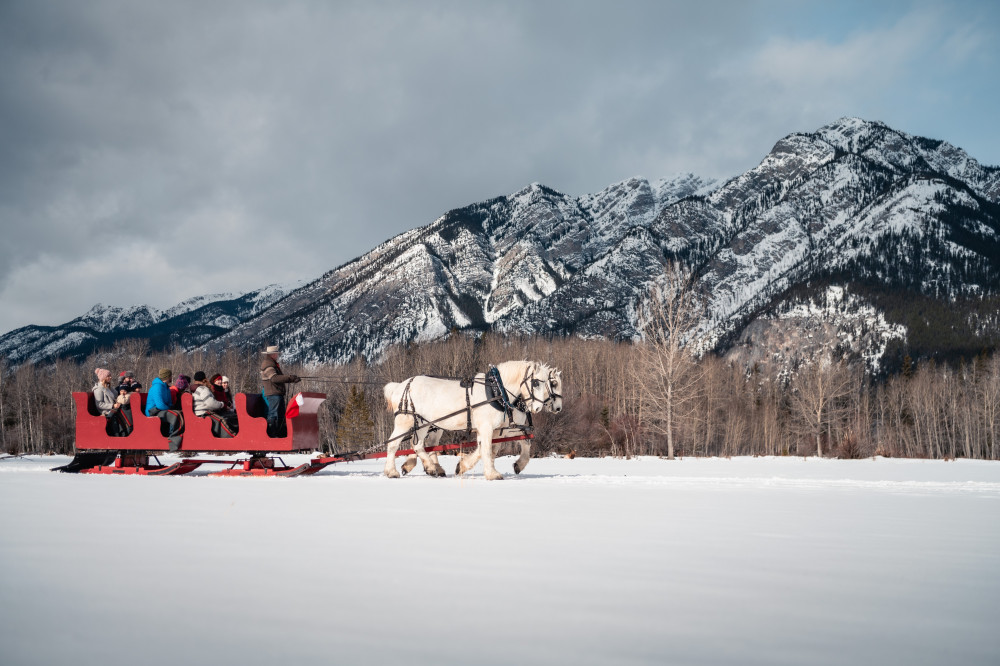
[289,374,301,383]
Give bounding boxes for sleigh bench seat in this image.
[72,391,325,453]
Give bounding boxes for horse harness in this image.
[394,365,540,440]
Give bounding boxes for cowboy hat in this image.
[261,345,280,355]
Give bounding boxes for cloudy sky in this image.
[1,0,997,336]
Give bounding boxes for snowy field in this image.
[2,454,999,665]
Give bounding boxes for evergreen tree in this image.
[336,385,375,451]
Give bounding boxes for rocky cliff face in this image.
[4,118,998,372]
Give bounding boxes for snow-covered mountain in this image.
[3,118,998,372]
[0,283,300,365]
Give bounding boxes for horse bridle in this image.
[514,365,555,411]
[542,372,562,410]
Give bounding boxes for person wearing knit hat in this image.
[146,368,183,450]
[214,375,234,411]
[171,375,191,409]
[93,368,132,436]
[92,369,117,417]
[116,370,142,395]
[207,373,227,407]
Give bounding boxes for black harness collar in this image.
[485,366,512,413]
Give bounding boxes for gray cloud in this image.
[1,0,997,335]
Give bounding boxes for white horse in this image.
[401,365,563,477]
[383,360,555,480]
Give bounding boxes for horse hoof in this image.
[513,462,522,474]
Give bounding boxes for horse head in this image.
[546,368,563,413]
[519,361,553,414]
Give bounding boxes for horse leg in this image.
[412,426,444,477]
[406,429,444,476]
[428,451,442,474]
[425,430,446,476]
[384,416,413,478]
[456,442,481,476]
[457,426,503,475]
[477,422,503,481]
[513,440,531,474]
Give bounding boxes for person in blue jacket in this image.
[146,368,183,451]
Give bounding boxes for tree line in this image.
[1,329,998,461]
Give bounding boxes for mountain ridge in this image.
[3,117,997,372]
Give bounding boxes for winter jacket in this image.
[170,386,185,409]
[146,377,174,416]
[92,383,118,417]
[211,385,231,408]
[192,384,224,417]
[260,356,300,397]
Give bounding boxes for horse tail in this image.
[384,382,399,413]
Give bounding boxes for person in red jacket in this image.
[210,373,232,410]
[170,374,191,409]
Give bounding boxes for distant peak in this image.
[510,182,566,201]
[823,116,883,131]
[812,117,892,152]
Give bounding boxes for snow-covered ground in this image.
[2,455,998,665]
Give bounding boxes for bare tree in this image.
[636,263,704,459]
[788,358,855,457]
[976,354,1000,459]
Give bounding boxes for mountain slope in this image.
[0,283,299,365]
[3,118,997,371]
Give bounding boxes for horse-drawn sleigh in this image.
[57,360,563,479]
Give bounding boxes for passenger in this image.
[146,368,183,451]
[116,370,142,395]
[170,374,191,409]
[93,368,132,436]
[209,373,232,410]
[112,370,138,434]
[193,371,238,437]
[219,375,235,410]
[93,368,119,416]
[259,345,300,437]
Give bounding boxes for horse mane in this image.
[494,359,552,394]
